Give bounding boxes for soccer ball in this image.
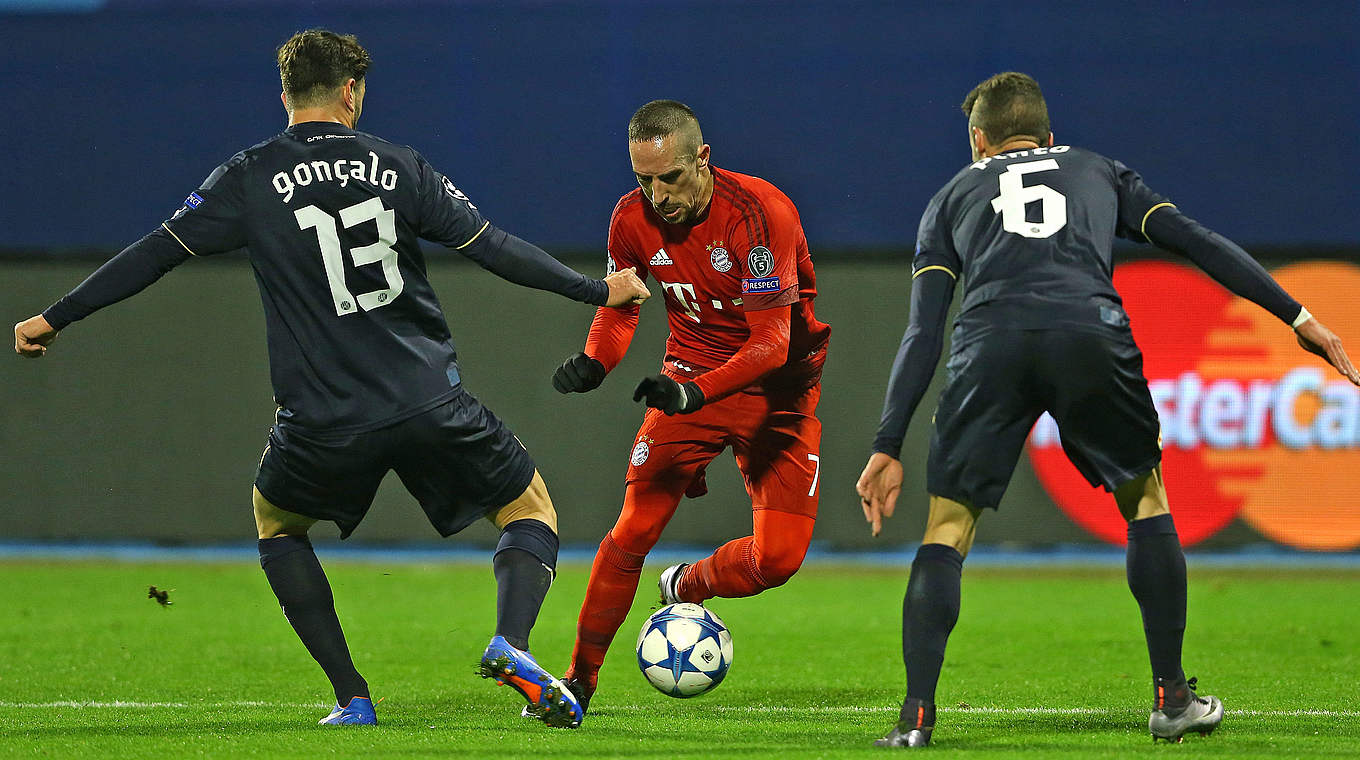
[635,603,733,698]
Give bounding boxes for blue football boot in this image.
[521,677,593,721]
[318,696,377,726]
[478,635,583,728]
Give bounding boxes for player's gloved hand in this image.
[633,375,705,415]
[552,353,607,394]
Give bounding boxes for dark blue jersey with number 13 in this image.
[151,122,585,432]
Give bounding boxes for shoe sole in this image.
[478,653,581,729]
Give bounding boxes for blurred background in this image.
[2,0,1357,556]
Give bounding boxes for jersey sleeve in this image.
[160,156,249,256]
[733,197,801,311]
[1112,159,1175,243]
[413,152,491,250]
[912,190,962,280]
[606,195,646,281]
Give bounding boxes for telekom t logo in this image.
[659,281,702,322]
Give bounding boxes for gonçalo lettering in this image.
[1026,261,1360,550]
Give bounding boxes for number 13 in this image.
[295,197,405,316]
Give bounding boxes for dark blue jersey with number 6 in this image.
[44,121,606,432]
[913,146,1170,346]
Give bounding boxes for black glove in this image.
[552,353,606,394]
[632,374,705,415]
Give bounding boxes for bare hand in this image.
[603,267,650,307]
[856,452,904,537]
[1295,316,1360,385]
[14,314,57,358]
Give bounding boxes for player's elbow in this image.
[760,320,792,366]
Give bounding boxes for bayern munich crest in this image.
[708,241,733,273]
[631,438,651,466]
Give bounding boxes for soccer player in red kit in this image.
[547,100,831,714]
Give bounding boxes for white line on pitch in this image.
[2,701,1356,718]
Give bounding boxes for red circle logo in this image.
[1025,261,1360,549]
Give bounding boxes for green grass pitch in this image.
[2,560,1357,758]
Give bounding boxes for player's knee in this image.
[496,518,559,572]
[252,487,313,539]
[1113,467,1170,522]
[609,519,665,556]
[609,497,672,555]
[754,548,805,589]
[920,524,974,558]
[489,471,558,532]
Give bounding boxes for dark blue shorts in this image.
[926,327,1162,510]
[254,387,536,538]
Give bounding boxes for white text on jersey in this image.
[969,144,1070,171]
[272,151,398,203]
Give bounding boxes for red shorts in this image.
[624,382,823,518]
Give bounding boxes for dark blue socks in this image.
[259,535,369,706]
[1126,513,1187,683]
[903,543,965,703]
[492,519,560,651]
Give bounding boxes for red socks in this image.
[567,532,646,685]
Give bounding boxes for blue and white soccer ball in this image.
[635,602,733,698]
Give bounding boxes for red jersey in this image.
[593,167,830,394]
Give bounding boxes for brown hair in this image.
[961,72,1051,146]
[277,29,371,108]
[628,100,703,160]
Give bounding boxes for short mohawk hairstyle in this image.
[961,72,1051,147]
[628,100,703,158]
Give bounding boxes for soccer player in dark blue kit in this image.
[13,29,650,729]
[856,72,1360,747]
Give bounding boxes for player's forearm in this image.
[692,309,791,403]
[41,228,192,330]
[872,269,954,458]
[1144,208,1302,325]
[461,226,609,306]
[584,305,639,372]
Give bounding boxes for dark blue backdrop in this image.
[3,0,1357,251]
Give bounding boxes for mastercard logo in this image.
[1026,260,1360,550]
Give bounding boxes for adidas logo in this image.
[650,248,674,266]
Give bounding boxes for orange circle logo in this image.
[1026,261,1360,550]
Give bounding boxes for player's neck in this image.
[695,165,715,219]
[984,139,1041,158]
[287,107,356,129]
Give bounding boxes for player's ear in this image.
[1047,131,1055,147]
[280,91,289,112]
[696,143,711,170]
